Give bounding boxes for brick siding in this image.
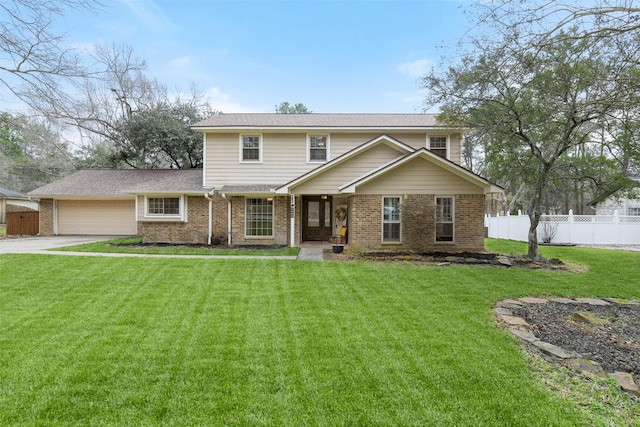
[141,196,209,244]
[348,193,485,252]
[39,199,54,236]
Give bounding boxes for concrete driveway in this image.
[0,236,123,254]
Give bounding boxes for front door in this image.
[302,196,332,241]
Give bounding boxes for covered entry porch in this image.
[294,194,348,245]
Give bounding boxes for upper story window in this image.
[240,135,262,162]
[429,136,448,159]
[307,135,329,162]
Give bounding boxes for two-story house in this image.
[30,113,501,252]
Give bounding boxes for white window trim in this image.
[143,195,186,221]
[381,195,402,244]
[239,134,263,163]
[427,134,450,160]
[244,197,274,238]
[306,134,330,163]
[435,196,455,243]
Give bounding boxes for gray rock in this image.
[575,297,610,306]
[609,372,640,396]
[532,340,580,359]
[497,256,512,266]
[500,315,529,326]
[567,358,607,378]
[493,307,512,316]
[509,328,538,342]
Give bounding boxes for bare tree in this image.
[0,0,98,110]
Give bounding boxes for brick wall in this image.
[348,193,485,252]
[349,194,382,249]
[39,199,54,236]
[452,194,485,252]
[141,196,209,244]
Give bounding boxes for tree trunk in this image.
[527,211,540,259]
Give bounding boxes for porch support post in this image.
[290,194,296,247]
[227,197,232,246]
[204,189,214,245]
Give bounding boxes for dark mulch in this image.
[327,249,569,270]
[511,302,640,377]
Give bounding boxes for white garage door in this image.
[57,200,137,235]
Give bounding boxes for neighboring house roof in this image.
[340,148,503,194]
[192,113,444,130]
[0,188,27,198]
[28,169,210,198]
[276,134,415,194]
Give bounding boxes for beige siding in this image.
[204,131,465,187]
[292,144,405,194]
[357,157,483,195]
[57,200,137,235]
[449,134,462,164]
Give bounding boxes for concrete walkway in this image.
[0,236,324,260]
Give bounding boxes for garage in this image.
[57,199,137,235]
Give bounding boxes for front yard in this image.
[0,240,638,425]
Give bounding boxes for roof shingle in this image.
[192,113,440,129]
[28,169,209,197]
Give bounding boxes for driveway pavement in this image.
[0,236,121,254]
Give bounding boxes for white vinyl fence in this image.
[485,210,640,245]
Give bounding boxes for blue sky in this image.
[59,1,472,113]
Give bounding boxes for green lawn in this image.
[0,240,638,425]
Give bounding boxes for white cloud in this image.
[170,56,193,68]
[397,59,433,79]
[119,0,176,31]
[204,87,257,113]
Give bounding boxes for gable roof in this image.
[192,113,443,130]
[28,169,210,198]
[339,148,503,194]
[275,134,415,194]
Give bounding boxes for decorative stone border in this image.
[494,297,640,397]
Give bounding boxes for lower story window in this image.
[246,198,273,236]
[148,197,180,215]
[629,207,640,216]
[436,197,454,242]
[382,196,401,242]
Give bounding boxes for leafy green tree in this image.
[110,100,212,169]
[275,102,311,114]
[0,113,74,192]
[423,30,640,258]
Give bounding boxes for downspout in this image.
[290,194,296,247]
[221,192,232,246]
[203,189,214,245]
[53,199,58,235]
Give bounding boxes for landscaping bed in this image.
[327,249,570,270]
[512,300,640,379]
